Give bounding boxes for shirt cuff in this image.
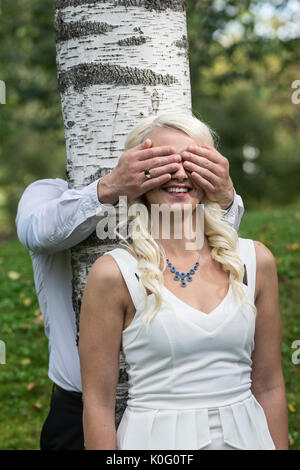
[80,179,102,218]
[224,188,235,213]
[222,187,244,231]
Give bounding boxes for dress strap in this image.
[237,238,257,303]
[102,247,145,310]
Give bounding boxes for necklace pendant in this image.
[167,256,200,287]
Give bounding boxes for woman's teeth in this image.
[164,187,189,193]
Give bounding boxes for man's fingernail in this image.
[175,154,181,161]
[182,152,189,157]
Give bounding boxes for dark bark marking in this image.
[58,62,177,94]
[174,34,189,59]
[174,34,188,49]
[110,94,121,153]
[118,35,147,46]
[114,0,185,10]
[55,11,117,42]
[151,89,160,114]
[133,26,144,34]
[55,0,186,12]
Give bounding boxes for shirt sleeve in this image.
[222,188,244,231]
[15,178,107,254]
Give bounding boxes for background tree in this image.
[54,0,191,426]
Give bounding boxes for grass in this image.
[0,206,299,450]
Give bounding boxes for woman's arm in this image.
[251,241,289,450]
[78,254,128,450]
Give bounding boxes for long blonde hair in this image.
[116,111,257,324]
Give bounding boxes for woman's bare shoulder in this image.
[253,240,278,298]
[253,240,277,272]
[88,252,125,288]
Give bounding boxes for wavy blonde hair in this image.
[116,111,257,324]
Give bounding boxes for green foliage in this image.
[0,0,66,236]
[0,207,299,449]
[186,0,300,208]
[0,239,51,449]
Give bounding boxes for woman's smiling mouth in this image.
[162,184,192,198]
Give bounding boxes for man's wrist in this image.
[222,185,235,212]
[97,175,119,206]
[224,198,234,212]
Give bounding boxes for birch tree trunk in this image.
[54,0,192,427]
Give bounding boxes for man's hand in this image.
[97,139,181,205]
[181,144,234,210]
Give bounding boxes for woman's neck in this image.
[151,209,210,259]
[156,235,211,261]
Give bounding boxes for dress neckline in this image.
[162,284,232,318]
[118,247,232,318]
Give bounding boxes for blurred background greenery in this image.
[0,0,299,450]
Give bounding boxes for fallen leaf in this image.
[19,323,32,330]
[19,292,25,299]
[259,235,265,242]
[23,298,32,307]
[20,358,31,366]
[27,380,40,391]
[289,243,299,251]
[275,258,282,266]
[288,403,296,413]
[34,401,42,409]
[34,315,44,325]
[8,271,20,280]
[288,434,294,446]
[34,308,41,317]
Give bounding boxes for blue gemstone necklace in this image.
[166,253,200,287]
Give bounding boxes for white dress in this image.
[103,237,276,450]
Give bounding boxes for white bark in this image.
[55,0,191,426]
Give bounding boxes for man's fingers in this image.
[133,139,152,151]
[137,154,181,172]
[141,173,172,192]
[142,162,180,179]
[136,145,176,161]
[183,161,220,185]
[182,153,220,175]
[184,146,220,164]
[190,172,216,192]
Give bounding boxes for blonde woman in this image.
[79,112,288,450]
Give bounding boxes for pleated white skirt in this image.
[116,394,276,450]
